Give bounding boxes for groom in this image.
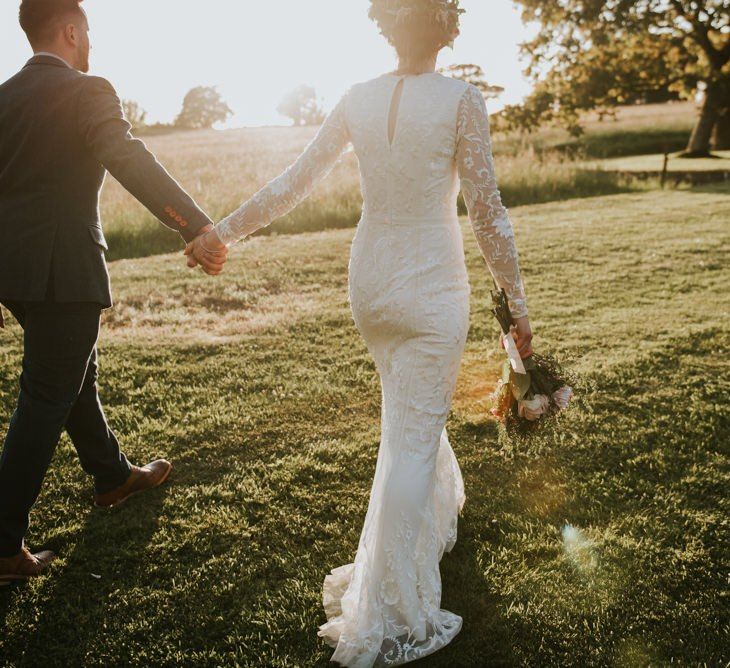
[0,0,228,584]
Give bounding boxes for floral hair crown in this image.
[369,0,464,35]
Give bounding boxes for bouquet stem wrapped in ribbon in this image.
[490,287,574,428]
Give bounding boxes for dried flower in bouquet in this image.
[490,286,575,432]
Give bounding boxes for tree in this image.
[440,64,505,100]
[175,86,232,130]
[277,85,326,126]
[512,0,730,155]
[122,100,147,130]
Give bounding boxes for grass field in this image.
[535,102,697,159]
[102,126,633,262]
[594,150,730,173]
[101,102,700,263]
[1,185,728,667]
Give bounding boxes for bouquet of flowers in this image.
[490,287,574,430]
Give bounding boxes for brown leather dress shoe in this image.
[94,459,172,508]
[0,547,55,585]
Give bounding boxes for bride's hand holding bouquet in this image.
[490,287,575,432]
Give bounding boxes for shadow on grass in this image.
[1,322,727,665]
[424,525,517,667]
[450,328,729,666]
[0,485,167,666]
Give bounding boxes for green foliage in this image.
[440,64,504,99]
[508,0,730,149]
[175,86,233,130]
[0,186,727,666]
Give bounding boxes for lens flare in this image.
[561,523,597,572]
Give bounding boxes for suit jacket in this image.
[0,55,213,308]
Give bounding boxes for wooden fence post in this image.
[661,146,669,189]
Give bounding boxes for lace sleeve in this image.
[215,95,351,246]
[456,85,528,318]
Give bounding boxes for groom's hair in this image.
[19,0,85,48]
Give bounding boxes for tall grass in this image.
[103,127,641,261]
[103,103,694,261]
[491,149,634,207]
[500,101,697,159]
[102,126,361,260]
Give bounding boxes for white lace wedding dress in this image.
[215,73,528,667]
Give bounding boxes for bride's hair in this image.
[369,0,464,64]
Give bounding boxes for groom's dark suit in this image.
[0,55,213,557]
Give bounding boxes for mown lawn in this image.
[0,186,728,667]
[593,150,730,174]
[501,101,697,160]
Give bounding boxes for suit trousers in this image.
[0,299,131,556]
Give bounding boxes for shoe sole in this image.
[94,464,173,509]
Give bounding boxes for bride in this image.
[187,0,532,664]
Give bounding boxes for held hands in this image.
[184,225,229,276]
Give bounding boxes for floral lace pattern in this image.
[215,74,528,666]
[215,97,350,245]
[457,85,527,318]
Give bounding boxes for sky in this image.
[0,0,535,128]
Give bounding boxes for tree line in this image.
[122,86,233,132]
[123,85,326,132]
[123,69,502,133]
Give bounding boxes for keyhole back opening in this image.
[388,78,405,148]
